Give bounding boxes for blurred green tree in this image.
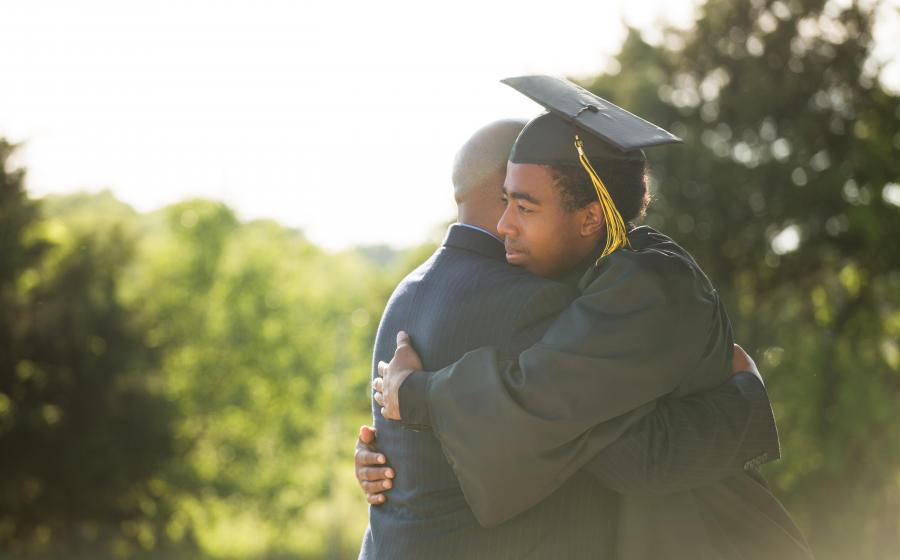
[108,199,396,557]
[27,186,412,558]
[0,143,180,558]
[0,140,47,377]
[584,0,900,557]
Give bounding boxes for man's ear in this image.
[580,201,604,237]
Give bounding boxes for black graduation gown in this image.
[415,227,813,559]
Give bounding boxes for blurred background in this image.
[1,0,898,558]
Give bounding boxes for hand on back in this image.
[354,425,394,505]
[373,331,424,420]
[732,344,763,385]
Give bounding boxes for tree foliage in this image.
[0,146,412,558]
[584,0,900,557]
[0,146,178,557]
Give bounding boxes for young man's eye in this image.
[518,204,532,214]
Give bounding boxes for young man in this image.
[373,76,812,559]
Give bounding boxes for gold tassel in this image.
[574,135,630,261]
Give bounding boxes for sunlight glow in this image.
[1,0,896,249]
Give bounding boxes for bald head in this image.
[452,119,527,235]
[453,118,527,200]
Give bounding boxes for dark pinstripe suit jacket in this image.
[359,224,617,559]
[358,224,785,559]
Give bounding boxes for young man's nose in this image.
[497,206,515,238]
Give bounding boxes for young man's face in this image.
[498,162,598,279]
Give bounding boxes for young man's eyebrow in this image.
[508,191,540,205]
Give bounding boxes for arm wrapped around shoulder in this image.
[426,247,731,526]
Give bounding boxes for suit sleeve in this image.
[424,252,714,527]
[582,371,780,496]
[397,279,579,429]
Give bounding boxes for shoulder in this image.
[382,249,440,312]
[438,242,568,298]
[438,248,578,336]
[504,275,578,355]
[390,244,570,318]
[512,275,578,323]
[626,227,704,285]
[584,228,713,299]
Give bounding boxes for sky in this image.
[1,0,897,250]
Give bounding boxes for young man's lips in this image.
[505,247,527,261]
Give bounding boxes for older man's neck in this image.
[456,202,502,239]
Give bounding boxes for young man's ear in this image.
[580,201,605,237]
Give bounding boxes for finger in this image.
[356,437,374,455]
[382,407,399,421]
[374,391,385,406]
[355,449,387,466]
[362,478,393,492]
[367,493,387,505]
[396,330,410,348]
[372,378,384,392]
[362,480,388,494]
[731,344,752,372]
[358,466,395,481]
[376,361,387,377]
[359,425,376,444]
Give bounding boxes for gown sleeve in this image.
[421,244,735,526]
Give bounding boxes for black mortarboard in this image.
[501,75,683,259]
[502,74,682,164]
[510,112,647,166]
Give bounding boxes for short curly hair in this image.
[547,160,650,221]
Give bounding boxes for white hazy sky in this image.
[1,0,897,250]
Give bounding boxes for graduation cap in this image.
[501,75,682,259]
